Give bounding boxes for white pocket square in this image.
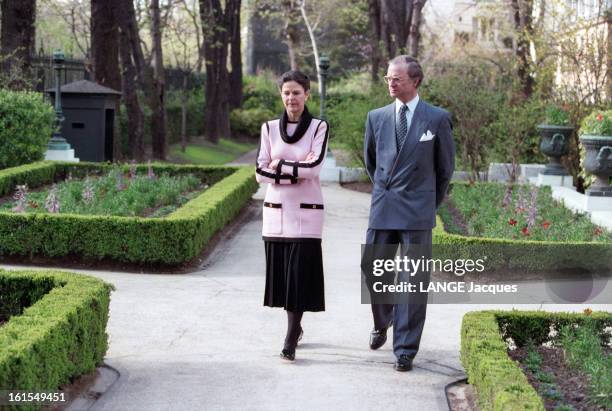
[419,130,435,142]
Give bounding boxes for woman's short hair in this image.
[277,70,310,92]
[389,55,424,88]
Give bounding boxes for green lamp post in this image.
[318,55,330,120]
[47,49,70,150]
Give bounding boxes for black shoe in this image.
[369,328,388,350]
[280,348,295,361]
[298,327,303,343]
[394,355,413,372]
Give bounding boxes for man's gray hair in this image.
[389,55,424,88]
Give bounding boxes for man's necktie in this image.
[396,104,408,150]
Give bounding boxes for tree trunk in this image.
[607,7,612,100]
[229,0,243,108]
[181,70,188,152]
[149,0,167,160]
[367,0,382,83]
[382,0,411,55]
[379,1,394,58]
[118,0,145,161]
[299,0,322,95]
[200,0,232,144]
[511,0,535,99]
[0,0,36,89]
[409,0,426,58]
[91,0,122,161]
[282,0,301,70]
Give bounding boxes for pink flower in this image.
[594,227,603,236]
[11,184,28,213]
[596,113,603,122]
[129,160,137,180]
[147,160,156,179]
[45,185,60,213]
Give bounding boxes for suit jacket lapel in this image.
[401,100,427,162]
[380,103,396,153]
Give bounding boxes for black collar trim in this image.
[279,107,313,144]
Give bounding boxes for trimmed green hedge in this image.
[461,310,612,411]
[0,89,56,170]
[0,161,258,265]
[0,269,113,407]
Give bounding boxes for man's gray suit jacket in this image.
[364,100,455,230]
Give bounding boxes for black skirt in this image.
[263,239,325,312]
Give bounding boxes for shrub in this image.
[424,62,506,180]
[579,109,612,136]
[230,107,276,138]
[485,98,546,178]
[165,88,206,143]
[243,71,284,114]
[0,269,113,405]
[543,104,571,126]
[326,86,391,166]
[0,89,55,170]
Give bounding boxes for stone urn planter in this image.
[579,134,612,196]
[537,124,573,175]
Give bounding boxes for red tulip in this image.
[596,113,603,121]
[508,218,517,226]
[542,221,550,229]
[521,227,530,236]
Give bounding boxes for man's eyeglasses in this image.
[383,76,412,84]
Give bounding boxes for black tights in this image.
[284,310,303,351]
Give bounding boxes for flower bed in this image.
[461,310,612,410]
[0,163,206,218]
[0,161,257,265]
[433,182,612,273]
[439,182,611,242]
[0,269,113,405]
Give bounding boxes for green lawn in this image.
[169,138,255,165]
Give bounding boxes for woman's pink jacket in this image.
[255,117,329,240]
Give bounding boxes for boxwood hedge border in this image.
[0,269,113,404]
[461,310,612,411]
[0,161,258,265]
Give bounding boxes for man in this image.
[363,55,455,371]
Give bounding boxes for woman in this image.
[255,70,329,361]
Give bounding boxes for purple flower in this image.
[129,160,137,180]
[515,187,526,214]
[116,176,126,191]
[147,160,156,179]
[12,184,28,213]
[527,187,538,228]
[45,185,60,213]
[82,179,94,203]
[502,184,513,208]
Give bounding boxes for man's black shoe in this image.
[369,328,388,350]
[280,349,295,361]
[394,355,413,372]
